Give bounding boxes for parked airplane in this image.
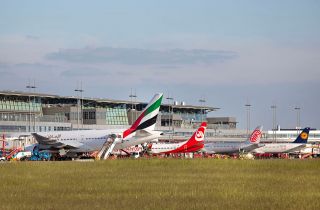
[147,122,207,154]
[252,127,310,154]
[203,126,263,154]
[31,93,163,157]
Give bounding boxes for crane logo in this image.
[250,129,262,143]
[300,132,308,140]
[195,130,204,141]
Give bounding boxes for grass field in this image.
[1,159,320,210]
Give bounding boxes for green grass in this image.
[1,159,320,210]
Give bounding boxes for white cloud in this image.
[46,47,237,65]
[1,43,319,90]
[0,35,63,64]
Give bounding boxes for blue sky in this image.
[0,0,319,129]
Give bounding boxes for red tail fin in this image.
[249,126,263,144]
[180,122,207,152]
[188,122,207,143]
[161,122,207,154]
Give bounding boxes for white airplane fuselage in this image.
[252,143,306,154]
[37,129,161,153]
[149,142,184,154]
[203,142,259,154]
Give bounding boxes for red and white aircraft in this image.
[203,126,263,154]
[148,122,207,154]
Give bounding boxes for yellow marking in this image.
[300,132,308,140]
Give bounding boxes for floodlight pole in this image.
[245,103,251,136]
[129,88,137,125]
[294,106,301,135]
[26,81,36,132]
[75,82,84,130]
[199,98,206,123]
[271,105,277,143]
[166,96,174,139]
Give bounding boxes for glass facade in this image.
[0,113,66,123]
[106,107,128,125]
[0,99,42,112]
[0,125,27,132]
[0,97,69,132]
[0,92,214,130]
[171,111,207,122]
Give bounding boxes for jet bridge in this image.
[97,134,120,160]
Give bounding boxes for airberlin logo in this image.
[195,130,204,141]
[250,130,262,143]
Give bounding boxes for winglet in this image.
[123,93,163,139]
[248,126,263,144]
[293,127,310,143]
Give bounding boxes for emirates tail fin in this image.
[123,93,163,139]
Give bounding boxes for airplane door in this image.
[80,135,85,143]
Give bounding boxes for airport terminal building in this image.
[0,90,224,133]
[1,90,319,146]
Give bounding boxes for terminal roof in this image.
[0,90,218,111]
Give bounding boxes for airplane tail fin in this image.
[247,126,263,144]
[187,122,207,144]
[293,127,310,143]
[123,93,163,139]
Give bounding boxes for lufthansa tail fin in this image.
[123,93,163,139]
[247,126,263,144]
[293,127,310,143]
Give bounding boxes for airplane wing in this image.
[31,133,80,150]
[201,146,216,154]
[242,143,265,153]
[284,144,307,153]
